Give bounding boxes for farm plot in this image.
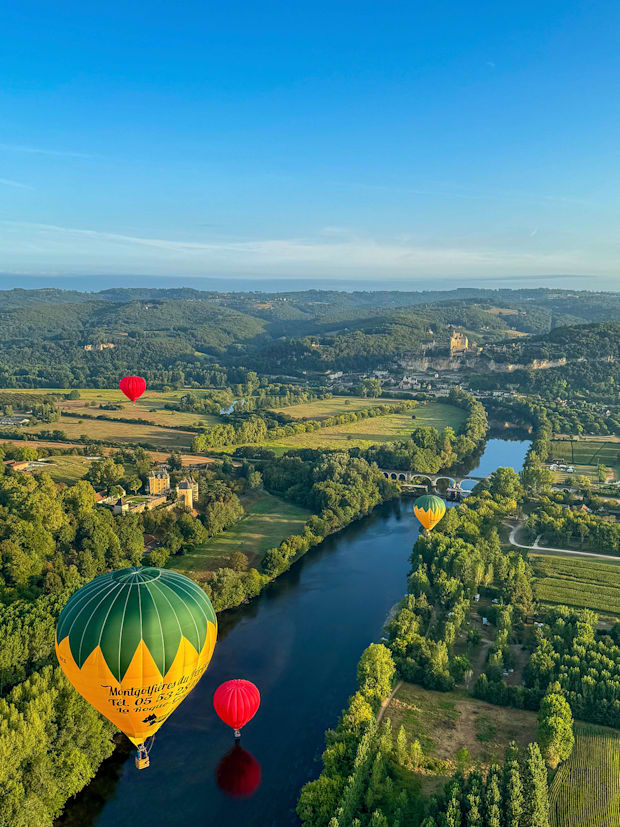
[531,554,620,616]
[28,455,94,485]
[549,724,620,827]
[23,414,195,450]
[256,402,466,454]
[270,396,382,420]
[550,438,620,481]
[169,489,311,577]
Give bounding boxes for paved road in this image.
[508,522,620,562]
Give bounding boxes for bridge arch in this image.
[434,476,456,494]
[459,478,479,492]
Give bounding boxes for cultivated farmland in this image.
[549,724,620,827]
[271,395,384,420]
[550,438,620,481]
[531,553,620,616]
[169,489,311,577]
[257,402,466,454]
[22,415,195,450]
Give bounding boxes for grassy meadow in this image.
[28,455,96,485]
[168,489,310,578]
[384,683,537,784]
[22,415,195,450]
[243,402,465,455]
[549,725,620,827]
[271,396,387,419]
[531,553,620,617]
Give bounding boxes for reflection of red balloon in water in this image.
[119,375,146,403]
[216,743,261,798]
[213,680,260,736]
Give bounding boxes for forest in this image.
[0,287,619,385]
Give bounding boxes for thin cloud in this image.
[0,178,35,190]
[0,143,96,159]
[0,220,605,277]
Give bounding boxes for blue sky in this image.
[2,0,620,286]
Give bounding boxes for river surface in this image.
[60,438,529,827]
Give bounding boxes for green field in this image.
[29,455,96,485]
[271,396,389,420]
[551,438,620,482]
[168,489,310,577]
[549,724,620,827]
[531,553,620,616]
[254,402,465,454]
[22,414,195,450]
[384,683,537,772]
[61,401,217,429]
[1,387,215,449]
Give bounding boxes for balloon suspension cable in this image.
[144,735,156,755]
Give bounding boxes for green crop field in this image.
[0,386,219,429]
[271,396,392,420]
[383,683,537,771]
[551,438,620,481]
[169,489,310,577]
[254,402,465,454]
[60,401,217,429]
[29,455,96,485]
[22,414,195,450]
[531,553,620,616]
[549,724,620,827]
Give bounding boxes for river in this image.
[59,438,530,827]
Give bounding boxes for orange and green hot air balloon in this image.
[413,493,446,531]
[55,567,217,768]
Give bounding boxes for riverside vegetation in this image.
[0,385,488,825]
[296,418,620,824]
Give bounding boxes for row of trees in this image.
[484,395,620,438]
[171,385,333,415]
[524,607,620,730]
[424,743,550,827]
[191,401,417,451]
[525,499,620,553]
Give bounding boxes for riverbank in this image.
[58,437,530,827]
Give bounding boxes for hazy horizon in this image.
[0,273,618,295]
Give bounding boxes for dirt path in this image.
[377,680,403,725]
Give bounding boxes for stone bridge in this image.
[378,468,486,496]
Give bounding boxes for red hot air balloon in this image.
[119,375,146,403]
[213,679,260,738]
[216,744,261,798]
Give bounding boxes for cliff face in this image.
[398,354,572,373]
[504,357,568,372]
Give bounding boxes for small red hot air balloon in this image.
[213,680,260,739]
[119,375,146,403]
[216,744,261,798]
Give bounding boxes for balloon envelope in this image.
[413,494,446,531]
[216,744,262,798]
[55,567,217,747]
[213,679,260,731]
[119,375,146,402]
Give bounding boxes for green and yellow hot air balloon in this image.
[413,493,446,531]
[55,567,217,767]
